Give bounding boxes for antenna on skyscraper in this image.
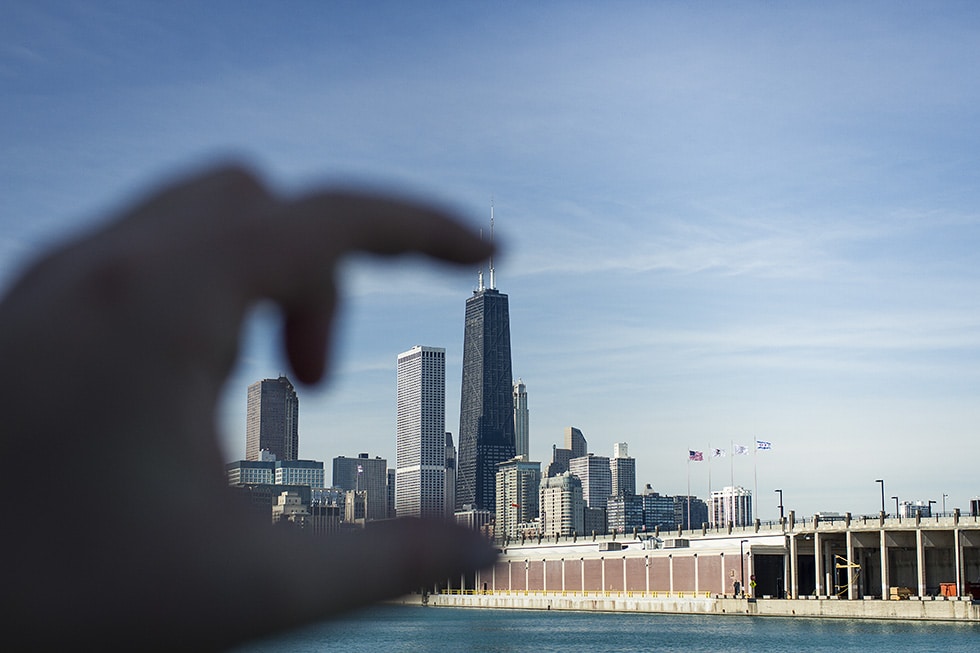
[477,227,485,292]
[489,198,496,290]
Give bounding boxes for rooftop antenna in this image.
[477,227,485,292]
[489,198,496,290]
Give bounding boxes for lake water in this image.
[233,604,978,652]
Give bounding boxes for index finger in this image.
[249,190,495,302]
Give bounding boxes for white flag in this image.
[711,448,726,458]
[733,444,749,456]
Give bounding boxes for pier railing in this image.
[497,512,980,548]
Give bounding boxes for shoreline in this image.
[391,591,980,623]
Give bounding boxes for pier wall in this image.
[441,514,980,604]
[416,591,980,622]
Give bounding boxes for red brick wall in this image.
[527,560,544,591]
[603,557,625,591]
[492,561,510,591]
[564,559,583,592]
[625,557,647,592]
[492,550,737,595]
[724,554,741,595]
[514,560,529,591]
[583,559,602,591]
[545,560,562,591]
[698,555,722,594]
[672,556,696,592]
[650,557,671,592]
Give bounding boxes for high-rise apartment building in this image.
[245,376,299,461]
[332,453,388,522]
[513,379,529,459]
[568,454,612,510]
[457,257,515,512]
[610,442,636,497]
[494,456,541,541]
[539,472,585,537]
[709,486,753,527]
[396,345,447,519]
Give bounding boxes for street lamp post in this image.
[875,479,885,515]
[740,539,749,598]
[942,493,948,515]
[891,496,899,519]
[775,489,784,521]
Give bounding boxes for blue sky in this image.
[3,1,978,519]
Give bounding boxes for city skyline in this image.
[2,3,978,519]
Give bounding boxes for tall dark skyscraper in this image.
[245,375,299,461]
[457,213,515,512]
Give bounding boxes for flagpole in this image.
[730,439,735,527]
[686,454,691,531]
[707,442,712,527]
[753,443,759,522]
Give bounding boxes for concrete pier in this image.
[426,512,980,621]
[412,591,980,622]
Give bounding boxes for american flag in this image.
[689,450,704,461]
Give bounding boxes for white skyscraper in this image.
[568,454,612,510]
[513,379,529,460]
[396,346,447,519]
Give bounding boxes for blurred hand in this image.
[0,164,497,650]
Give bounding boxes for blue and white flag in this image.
[756,440,772,450]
